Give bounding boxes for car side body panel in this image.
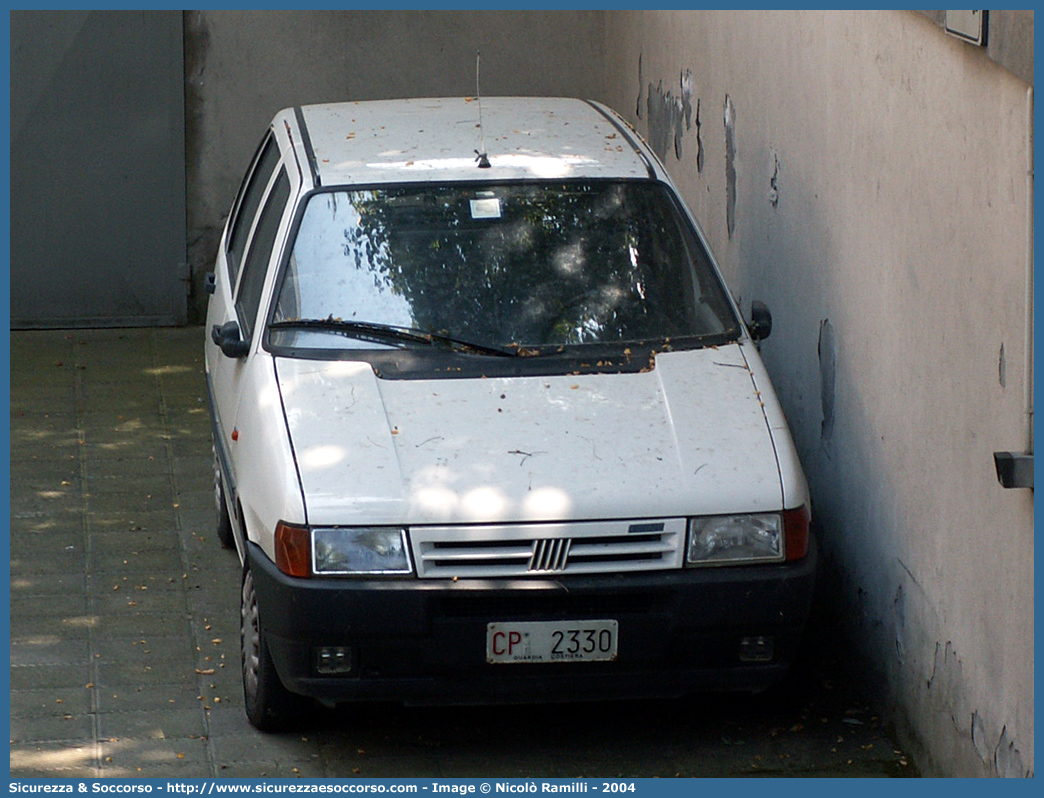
[231,353,307,558]
[743,347,811,512]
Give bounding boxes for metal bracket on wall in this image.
[993,451,1033,489]
[945,10,987,46]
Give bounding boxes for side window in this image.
[226,134,281,287]
[236,169,290,338]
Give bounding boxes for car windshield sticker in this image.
[470,198,502,219]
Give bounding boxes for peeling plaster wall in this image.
[184,10,606,321]
[603,10,1033,777]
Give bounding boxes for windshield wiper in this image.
[268,318,518,358]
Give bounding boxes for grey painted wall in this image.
[602,9,1033,777]
[184,10,608,321]
[10,11,187,327]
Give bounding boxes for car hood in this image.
[275,345,784,527]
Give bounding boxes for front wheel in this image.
[241,566,308,731]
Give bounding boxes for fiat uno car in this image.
[205,97,816,730]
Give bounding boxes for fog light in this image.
[738,635,774,663]
[315,646,353,675]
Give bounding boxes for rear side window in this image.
[227,134,281,287]
[236,169,290,338]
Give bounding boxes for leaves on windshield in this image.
[274,182,736,351]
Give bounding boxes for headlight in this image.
[312,527,412,575]
[685,513,784,566]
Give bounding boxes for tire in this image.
[241,565,308,731]
[213,445,235,550]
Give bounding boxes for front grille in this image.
[410,519,686,578]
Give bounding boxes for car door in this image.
[206,132,291,533]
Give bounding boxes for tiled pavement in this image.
[10,327,916,779]
[10,327,247,777]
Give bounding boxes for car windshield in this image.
[269,181,739,354]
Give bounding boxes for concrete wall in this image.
[602,10,1033,777]
[184,10,607,319]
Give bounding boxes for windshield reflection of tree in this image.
[344,183,702,348]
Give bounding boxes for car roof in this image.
[279,97,659,187]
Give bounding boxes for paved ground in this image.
[10,327,918,778]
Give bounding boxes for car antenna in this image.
[474,51,491,168]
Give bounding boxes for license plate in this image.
[486,620,618,664]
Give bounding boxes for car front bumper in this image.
[247,537,817,706]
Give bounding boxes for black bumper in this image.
[247,538,817,706]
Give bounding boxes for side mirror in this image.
[211,320,250,359]
[748,300,773,342]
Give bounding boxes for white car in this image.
[205,97,816,731]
